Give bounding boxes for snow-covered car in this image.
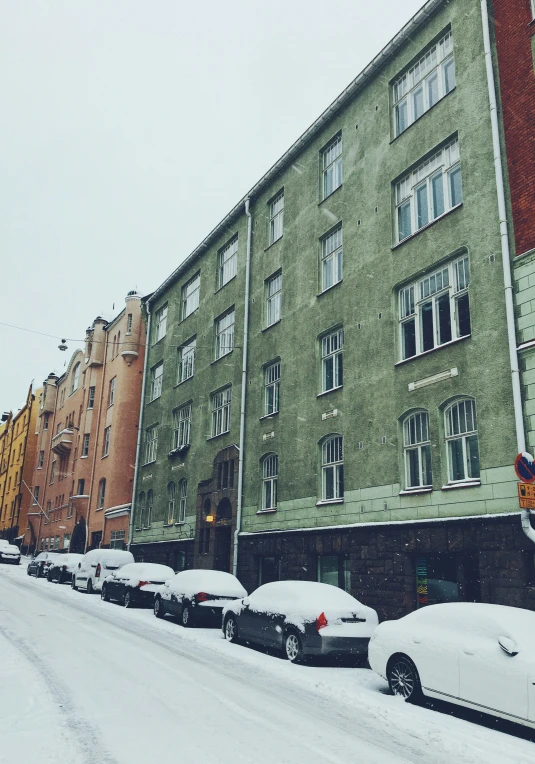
[27,551,62,577]
[72,548,134,593]
[368,602,535,729]
[0,539,10,549]
[154,569,247,627]
[46,553,84,584]
[101,562,175,608]
[222,580,379,663]
[0,543,21,565]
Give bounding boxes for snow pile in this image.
[167,569,247,598]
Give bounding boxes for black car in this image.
[101,562,175,608]
[46,553,84,584]
[27,551,62,578]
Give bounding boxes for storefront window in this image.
[258,556,281,585]
[415,556,459,607]
[317,555,350,591]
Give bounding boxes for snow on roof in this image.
[168,569,247,598]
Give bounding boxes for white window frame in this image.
[398,255,470,361]
[218,237,238,288]
[150,363,163,401]
[321,328,343,393]
[173,404,191,449]
[182,273,200,320]
[154,304,168,343]
[395,138,462,243]
[322,134,342,199]
[444,399,480,483]
[144,426,158,464]
[88,386,95,409]
[178,337,196,383]
[50,460,56,484]
[97,479,106,508]
[264,361,280,416]
[82,433,90,457]
[167,482,175,524]
[215,309,235,359]
[71,363,80,394]
[38,450,44,469]
[126,313,133,335]
[269,191,284,244]
[321,226,342,292]
[109,377,116,407]
[32,486,40,505]
[266,273,282,327]
[211,387,231,437]
[321,436,344,501]
[102,426,111,457]
[403,411,432,489]
[178,479,187,523]
[262,454,278,510]
[393,31,455,137]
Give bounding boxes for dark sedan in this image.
[47,553,84,584]
[27,552,62,578]
[101,563,175,608]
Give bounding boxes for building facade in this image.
[131,0,535,619]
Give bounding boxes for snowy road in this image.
[1,563,535,764]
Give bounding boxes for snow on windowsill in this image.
[441,480,481,490]
[317,386,343,398]
[391,203,463,250]
[259,412,279,421]
[256,509,277,514]
[262,319,281,333]
[317,280,342,299]
[316,499,344,506]
[399,487,433,496]
[394,334,470,367]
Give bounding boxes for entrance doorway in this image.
[214,527,232,572]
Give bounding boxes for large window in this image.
[399,255,470,360]
[177,337,196,383]
[145,490,153,528]
[102,426,111,457]
[321,328,343,393]
[144,426,158,464]
[211,387,231,437]
[322,134,342,199]
[321,436,344,501]
[393,31,455,137]
[32,486,40,505]
[50,460,56,484]
[266,273,282,327]
[178,479,187,523]
[262,454,278,510]
[167,482,175,524]
[88,386,95,409]
[396,138,462,243]
[269,191,284,244]
[108,377,116,407]
[110,530,125,549]
[403,411,432,489]
[173,404,191,449]
[445,399,480,482]
[82,433,90,457]
[136,492,145,530]
[218,237,238,288]
[321,226,343,292]
[317,555,350,591]
[264,361,280,416]
[71,363,80,394]
[182,273,200,319]
[97,478,106,509]
[215,309,235,359]
[38,450,44,469]
[154,304,168,343]
[150,362,163,401]
[258,556,281,585]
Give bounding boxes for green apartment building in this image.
[131,0,535,619]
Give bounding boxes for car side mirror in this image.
[78,562,81,568]
[242,597,250,607]
[498,636,518,656]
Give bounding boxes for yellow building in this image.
[0,385,40,545]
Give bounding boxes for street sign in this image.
[518,482,535,509]
[514,453,535,482]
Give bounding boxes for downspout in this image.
[233,198,253,576]
[481,0,531,542]
[128,304,152,551]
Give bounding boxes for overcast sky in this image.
[1,0,425,412]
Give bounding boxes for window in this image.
[182,273,200,319]
[102,426,111,457]
[395,138,462,242]
[136,492,145,530]
[88,386,95,409]
[211,387,231,437]
[262,454,278,510]
[144,426,158,464]
[97,478,106,508]
[317,555,351,591]
[403,411,432,489]
[215,309,235,359]
[173,404,191,449]
[178,337,196,383]
[322,134,342,199]
[38,451,44,469]
[266,273,282,327]
[321,436,344,501]
[50,460,56,484]
[393,31,455,137]
[82,433,90,457]
[445,399,480,482]
[43,413,49,430]
[126,313,133,334]
[264,361,280,416]
[77,478,85,495]
[258,556,281,585]
[110,530,125,549]
[218,237,238,288]
[145,490,153,528]
[399,255,470,360]
[269,191,284,244]
[108,377,116,407]
[217,460,234,489]
[321,226,342,292]
[321,329,343,392]
[532,0,535,17]
[63,533,71,549]
[178,479,187,523]
[154,304,168,343]
[150,363,163,401]
[167,482,176,524]
[32,486,40,505]
[71,363,80,394]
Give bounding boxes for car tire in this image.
[36,566,42,578]
[101,585,109,602]
[86,579,93,594]
[47,571,53,582]
[284,631,305,664]
[181,602,194,628]
[154,597,164,618]
[71,576,78,591]
[387,654,423,703]
[124,591,133,609]
[224,615,238,643]
[27,567,31,576]
[58,572,64,585]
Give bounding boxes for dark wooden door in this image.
[213,526,232,572]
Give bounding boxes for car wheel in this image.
[36,566,42,578]
[387,655,423,703]
[101,585,109,602]
[71,576,78,591]
[58,572,64,585]
[284,631,304,664]
[181,603,194,627]
[124,591,133,608]
[154,597,164,618]
[47,571,53,582]
[86,579,93,594]
[224,615,238,643]
[27,567,31,576]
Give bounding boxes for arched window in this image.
[97,478,106,509]
[137,492,145,530]
[71,363,80,394]
[321,436,344,501]
[403,411,432,489]
[444,399,480,482]
[178,479,187,523]
[145,489,153,528]
[262,454,278,510]
[167,482,176,524]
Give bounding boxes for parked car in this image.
[0,543,21,565]
[101,562,175,608]
[0,539,10,549]
[222,580,379,663]
[46,553,84,584]
[72,549,134,593]
[27,551,62,577]
[368,602,535,730]
[154,569,247,627]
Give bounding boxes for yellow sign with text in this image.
[518,483,535,509]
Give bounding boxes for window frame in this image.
[71,363,80,395]
[177,479,187,523]
[403,411,433,489]
[88,386,95,409]
[321,328,344,393]
[154,304,168,344]
[150,362,164,401]
[82,433,90,457]
[264,360,280,416]
[261,454,278,510]
[215,309,235,360]
[268,190,284,245]
[321,225,343,292]
[102,425,111,457]
[321,435,344,501]
[173,403,192,450]
[144,425,158,464]
[266,272,282,327]
[97,478,106,509]
[321,134,342,200]
[167,482,176,524]
[444,399,480,483]
[38,450,44,469]
[144,489,153,528]
[108,377,116,407]
[126,313,133,335]
[211,387,232,437]
[177,337,196,383]
[182,273,200,320]
[218,236,238,289]
[317,554,351,591]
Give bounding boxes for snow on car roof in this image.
[249,580,367,615]
[117,563,174,581]
[2,545,21,553]
[168,569,247,598]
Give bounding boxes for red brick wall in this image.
[492,0,535,255]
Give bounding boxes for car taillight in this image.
[195,592,209,603]
[95,563,101,578]
[137,580,150,588]
[315,612,328,632]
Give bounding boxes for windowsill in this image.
[441,480,481,490]
[142,526,152,530]
[317,386,343,399]
[178,308,199,326]
[101,454,109,460]
[87,407,94,411]
[390,87,457,144]
[318,185,342,205]
[256,509,277,514]
[80,455,89,459]
[142,460,156,466]
[316,499,344,506]
[392,204,463,250]
[259,412,279,421]
[134,528,142,532]
[215,275,237,294]
[95,507,104,512]
[262,319,281,333]
[107,404,114,409]
[264,236,283,252]
[163,523,173,527]
[174,522,186,526]
[147,396,162,405]
[399,487,433,496]
[211,350,234,365]
[37,467,43,470]
[151,337,166,348]
[207,431,230,441]
[395,334,470,367]
[317,280,342,298]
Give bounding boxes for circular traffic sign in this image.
[514,453,535,482]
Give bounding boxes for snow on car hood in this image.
[104,562,175,586]
[166,569,247,598]
[0,545,21,555]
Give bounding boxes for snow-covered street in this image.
[1,562,534,764]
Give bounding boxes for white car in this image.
[0,539,10,549]
[0,543,21,565]
[101,562,175,608]
[72,549,134,593]
[368,602,535,729]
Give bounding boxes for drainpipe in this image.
[233,198,253,577]
[128,304,152,551]
[481,0,531,540]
